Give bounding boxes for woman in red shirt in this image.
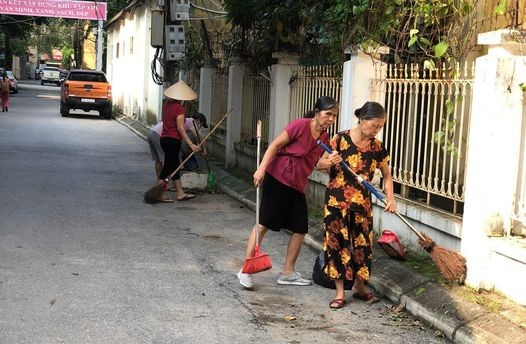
[1,74,10,112]
[158,81,199,202]
[237,96,342,289]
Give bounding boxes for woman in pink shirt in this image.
[237,96,342,289]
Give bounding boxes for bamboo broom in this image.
[241,121,272,274]
[317,141,466,282]
[144,110,232,203]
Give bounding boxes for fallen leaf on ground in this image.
[415,287,426,296]
[393,302,406,313]
[284,315,296,321]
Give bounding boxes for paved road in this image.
[0,81,449,343]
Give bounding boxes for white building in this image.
[104,0,164,125]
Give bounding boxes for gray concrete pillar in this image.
[268,53,298,142]
[225,62,245,168]
[199,63,215,126]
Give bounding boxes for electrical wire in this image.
[151,47,164,85]
[206,0,225,10]
[0,15,35,25]
[189,15,226,20]
[189,1,227,15]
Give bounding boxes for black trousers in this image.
[159,137,182,181]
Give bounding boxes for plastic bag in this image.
[312,251,353,290]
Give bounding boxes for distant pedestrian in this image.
[237,96,341,289]
[180,112,209,171]
[157,80,199,203]
[1,74,9,112]
[321,101,396,309]
[148,121,164,180]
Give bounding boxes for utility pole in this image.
[96,20,103,71]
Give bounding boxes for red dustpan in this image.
[377,229,406,259]
[241,120,272,274]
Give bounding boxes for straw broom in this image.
[144,110,232,203]
[317,141,467,282]
[241,120,272,274]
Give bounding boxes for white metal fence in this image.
[241,74,271,145]
[289,65,342,139]
[210,73,229,132]
[371,62,474,214]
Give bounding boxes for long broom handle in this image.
[317,141,425,241]
[192,120,211,171]
[165,109,232,182]
[255,120,262,246]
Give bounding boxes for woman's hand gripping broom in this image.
[143,110,231,204]
[317,141,466,282]
[242,121,272,274]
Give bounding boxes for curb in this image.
[114,114,149,140]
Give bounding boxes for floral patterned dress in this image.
[323,130,389,283]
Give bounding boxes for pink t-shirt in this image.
[184,118,195,132]
[161,101,185,140]
[266,118,329,192]
[151,122,163,135]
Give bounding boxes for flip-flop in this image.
[352,291,379,304]
[329,298,346,309]
[177,194,196,201]
[159,198,174,203]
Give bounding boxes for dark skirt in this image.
[259,173,308,234]
[159,137,182,181]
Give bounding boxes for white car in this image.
[41,67,61,86]
[5,71,18,93]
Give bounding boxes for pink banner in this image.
[0,0,107,21]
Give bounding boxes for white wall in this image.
[105,0,163,125]
[461,29,526,305]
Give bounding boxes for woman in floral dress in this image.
[320,101,397,309]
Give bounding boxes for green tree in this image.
[0,15,32,69]
[224,0,496,66]
[27,18,76,59]
[224,0,331,69]
[107,0,131,20]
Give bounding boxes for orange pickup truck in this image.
[60,69,112,119]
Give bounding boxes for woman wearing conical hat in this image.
[157,80,199,202]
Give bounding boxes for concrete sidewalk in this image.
[116,114,526,344]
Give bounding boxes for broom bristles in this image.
[143,181,167,204]
[418,233,466,282]
[429,245,467,282]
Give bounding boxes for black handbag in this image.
[312,251,354,290]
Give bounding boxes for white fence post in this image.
[269,53,298,142]
[461,30,526,304]
[225,62,245,168]
[340,49,387,131]
[199,63,215,127]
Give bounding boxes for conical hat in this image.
[164,80,197,100]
